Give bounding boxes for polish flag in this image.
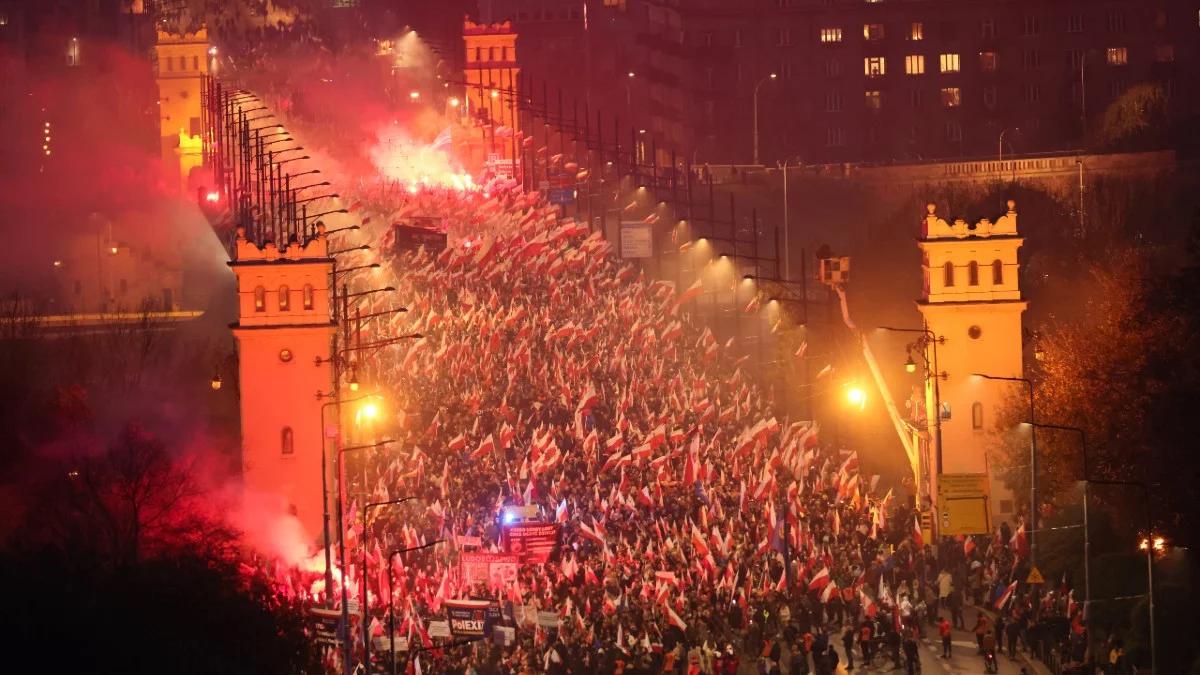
[578,521,606,545]
[665,606,687,632]
[859,588,878,618]
[994,579,1019,610]
[963,536,977,557]
[556,499,569,523]
[605,434,624,453]
[470,434,496,460]
[447,434,467,451]
[820,580,839,604]
[671,279,704,310]
[794,341,808,360]
[808,566,832,591]
[912,515,925,549]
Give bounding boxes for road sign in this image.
[620,223,653,258]
[937,473,991,536]
[310,607,344,646]
[1026,566,1045,585]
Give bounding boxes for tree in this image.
[1091,83,1169,152]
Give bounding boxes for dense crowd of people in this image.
[202,11,1097,673]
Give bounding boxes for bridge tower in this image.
[229,225,334,541]
[918,200,1026,526]
[464,19,520,168]
[153,27,212,192]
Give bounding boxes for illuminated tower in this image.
[154,27,211,191]
[464,20,520,155]
[230,226,334,541]
[918,200,1025,523]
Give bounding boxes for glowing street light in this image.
[846,385,867,410]
[409,90,421,101]
[753,73,779,165]
[449,97,460,108]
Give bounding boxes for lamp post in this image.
[752,73,778,166]
[881,326,945,512]
[1026,422,1090,652]
[360,495,415,672]
[975,373,1037,567]
[776,157,800,280]
[315,393,377,606]
[1092,478,1157,675]
[385,540,445,675]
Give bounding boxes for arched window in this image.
[303,284,314,310]
[281,427,294,454]
[253,285,266,312]
[943,261,955,287]
[971,402,984,430]
[278,285,290,311]
[968,261,980,286]
[992,259,1004,284]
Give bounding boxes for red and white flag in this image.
[994,579,1019,610]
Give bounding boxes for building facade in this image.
[918,200,1025,523]
[481,0,1199,165]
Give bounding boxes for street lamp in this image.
[385,540,445,675]
[753,73,778,165]
[975,373,1038,567]
[1089,477,1158,674]
[361,496,417,672]
[329,244,371,256]
[1024,421,1090,652]
[294,193,340,205]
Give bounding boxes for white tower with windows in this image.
[918,200,1025,523]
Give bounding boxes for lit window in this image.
[1106,47,1128,66]
[939,53,960,73]
[820,28,843,44]
[992,260,1004,284]
[303,284,314,310]
[905,55,925,75]
[865,90,882,111]
[281,427,295,455]
[980,52,997,72]
[972,403,984,430]
[66,38,81,67]
[940,87,961,107]
[278,285,290,311]
[863,24,885,41]
[943,262,955,286]
[1154,45,1175,63]
[254,286,266,312]
[864,57,886,77]
[909,22,924,41]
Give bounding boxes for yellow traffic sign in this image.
[936,473,991,536]
[1026,566,1045,585]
